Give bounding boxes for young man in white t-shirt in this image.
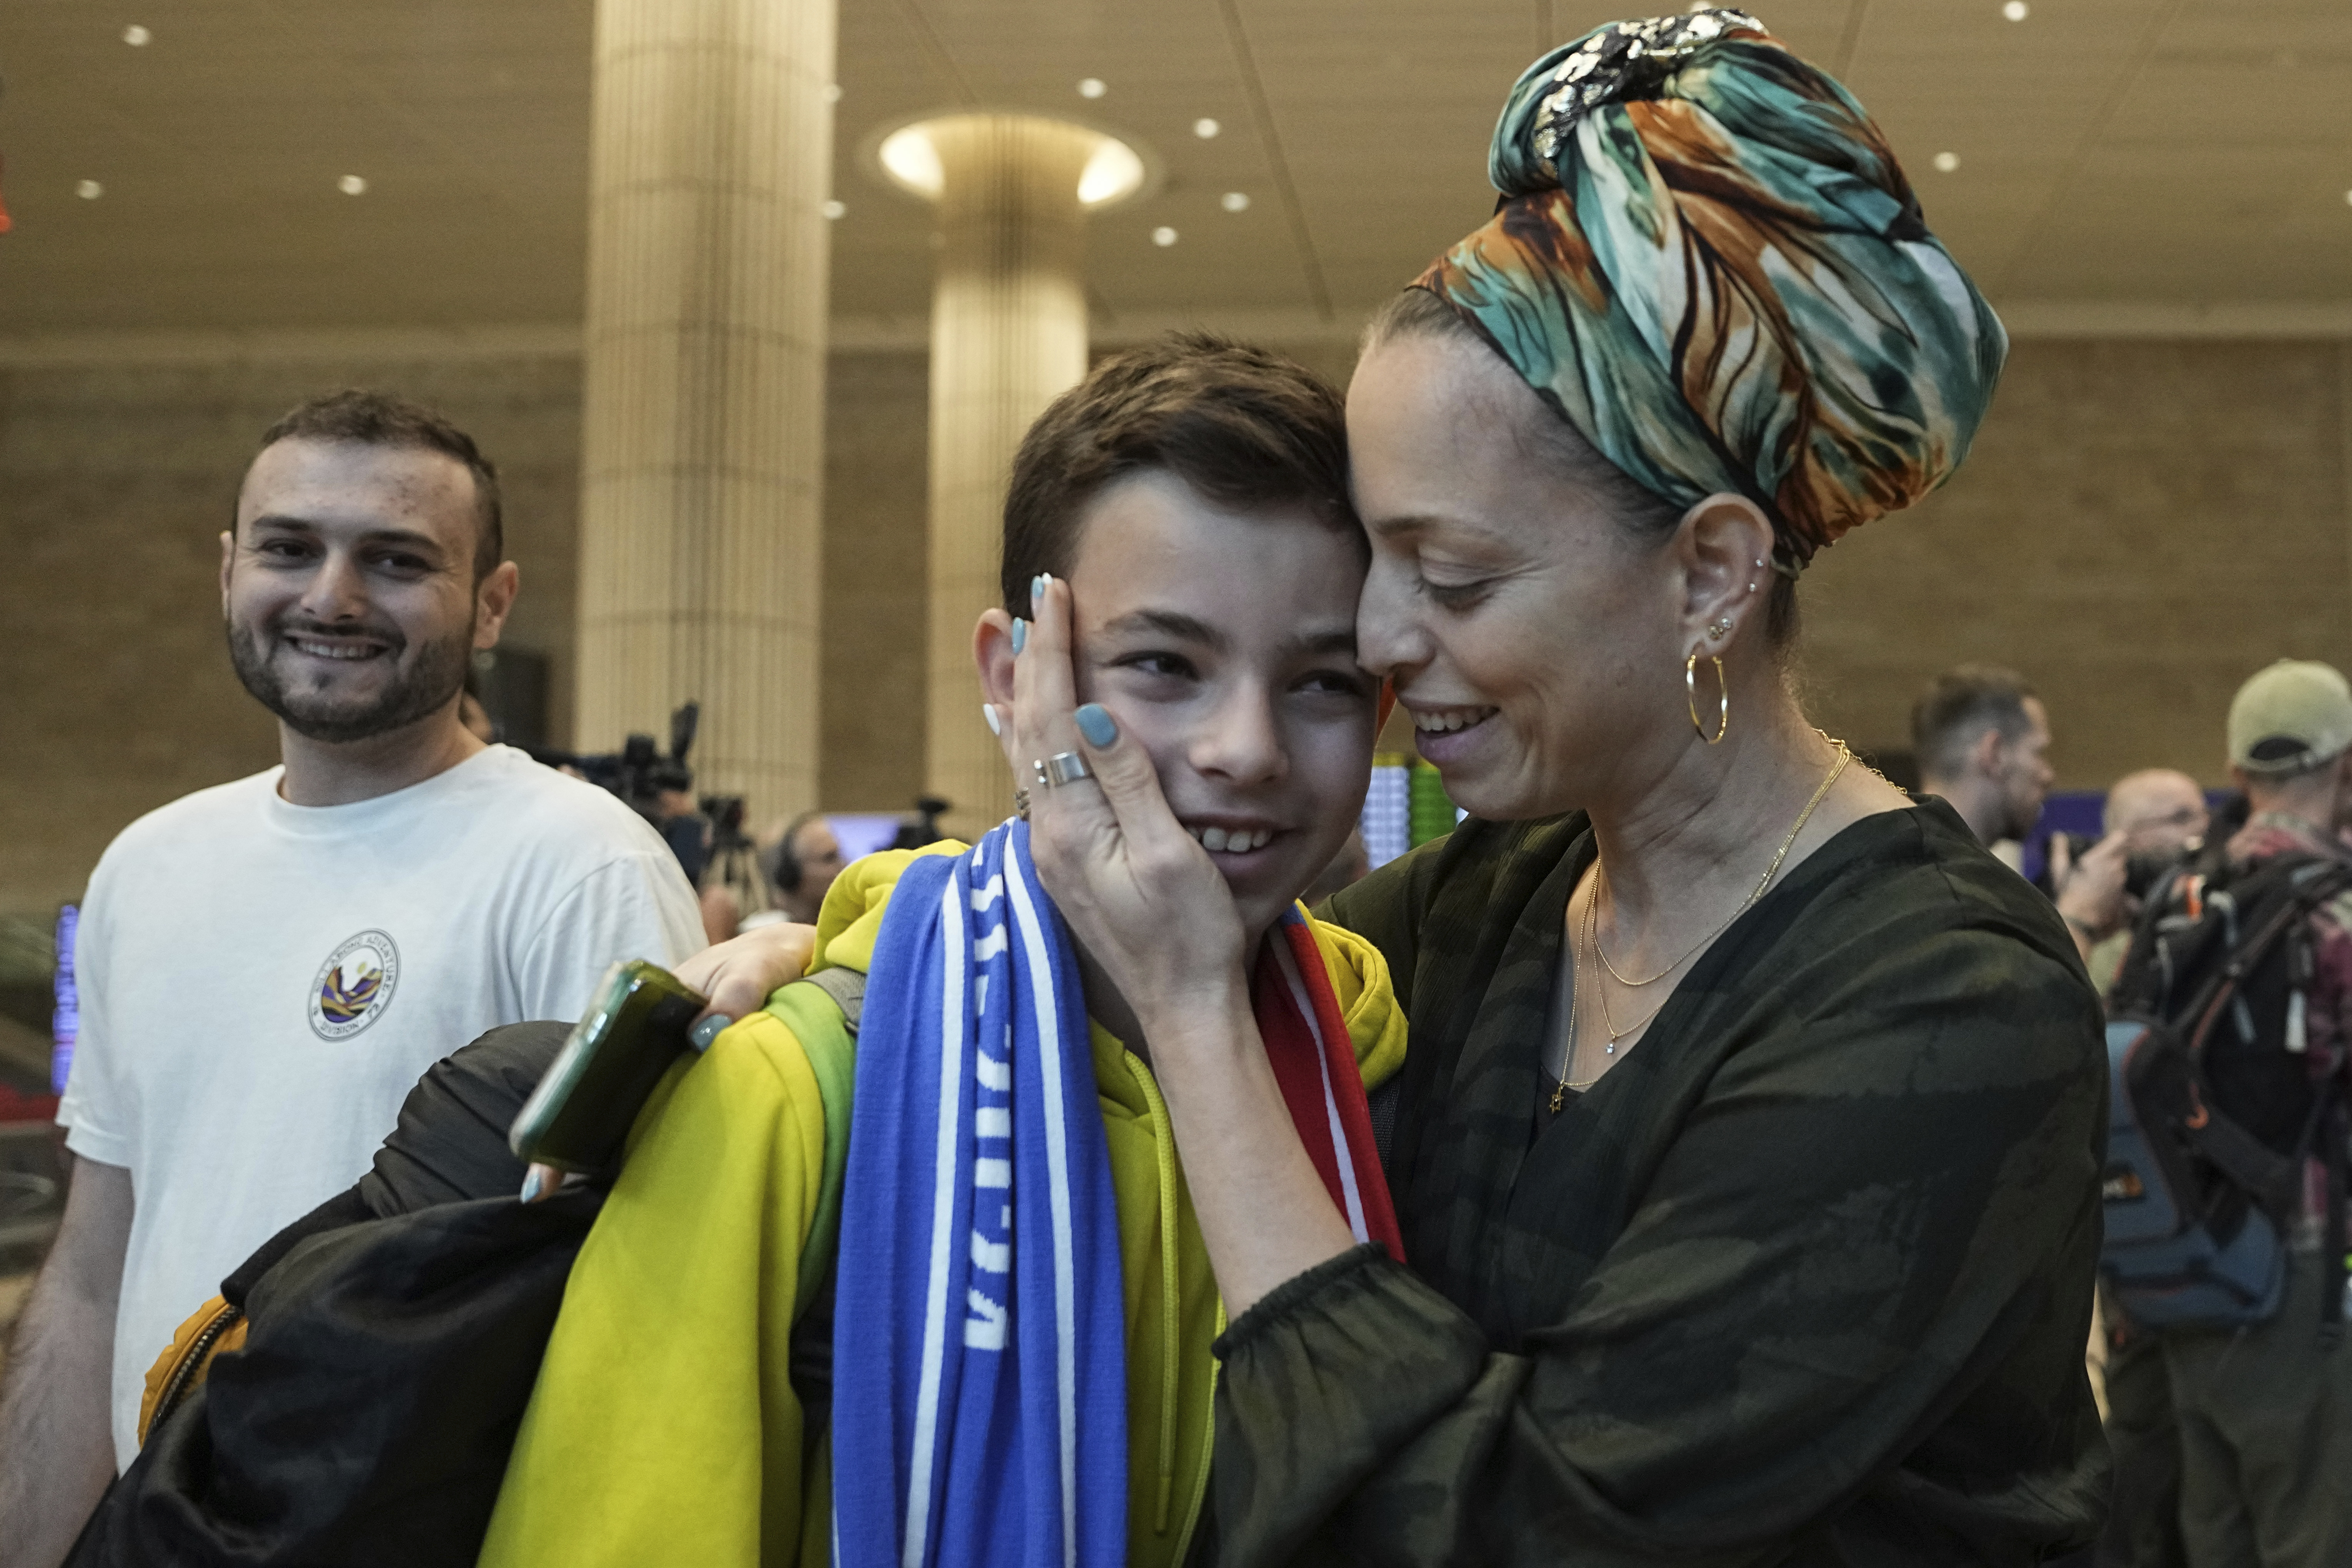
[0,391,704,1568]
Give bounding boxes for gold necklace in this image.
[1551,738,1853,1112]
[1551,947,1583,1114]
[1592,737,1856,988]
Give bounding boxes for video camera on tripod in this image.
[532,702,747,889]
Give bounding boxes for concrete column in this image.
[915,115,1102,836]
[573,0,836,822]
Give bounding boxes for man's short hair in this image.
[999,332,1356,613]
[255,390,504,581]
[1911,665,2037,779]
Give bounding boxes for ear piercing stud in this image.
[1708,616,1734,639]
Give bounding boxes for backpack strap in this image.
[761,968,864,1412]
[2179,862,2352,1065]
[794,964,867,1034]
[2167,859,2352,1346]
[761,969,863,1323]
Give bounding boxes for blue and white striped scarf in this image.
[832,823,1127,1568]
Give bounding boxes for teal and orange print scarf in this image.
[1420,9,2006,572]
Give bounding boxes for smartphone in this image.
[509,959,709,1175]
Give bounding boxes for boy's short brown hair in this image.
[999,332,1357,613]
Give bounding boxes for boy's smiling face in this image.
[981,469,1378,947]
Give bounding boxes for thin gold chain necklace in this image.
[1551,738,1853,1113]
[1592,737,1855,989]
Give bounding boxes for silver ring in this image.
[1042,751,1093,788]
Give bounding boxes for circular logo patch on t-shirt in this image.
[308,929,400,1040]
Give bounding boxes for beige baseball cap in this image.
[2228,659,2352,773]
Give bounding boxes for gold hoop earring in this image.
[1686,651,1728,744]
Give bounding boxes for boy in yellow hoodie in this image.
[479,334,1403,1568]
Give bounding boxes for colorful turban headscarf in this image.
[1418,9,2006,571]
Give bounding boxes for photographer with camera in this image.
[2049,769,2211,987]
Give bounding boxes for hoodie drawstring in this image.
[1121,1051,1182,1533]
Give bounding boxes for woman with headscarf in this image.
[1000,10,2107,1563]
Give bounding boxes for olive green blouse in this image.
[1204,801,2109,1566]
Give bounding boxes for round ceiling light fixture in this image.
[77,180,104,200]
[1152,226,1178,247]
[1078,138,1145,206]
[878,127,945,198]
[1193,118,1221,139]
[1220,191,1251,212]
[1077,78,1107,100]
[822,199,846,220]
[338,175,368,195]
[873,114,1154,212]
[2001,1,2028,18]
[1932,151,1960,173]
[122,24,151,45]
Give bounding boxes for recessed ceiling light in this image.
[2001,1,2027,18]
[122,24,150,45]
[1220,191,1251,213]
[1151,226,1178,247]
[822,199,845,220]
[76,180,104,200]
[2344,189,2352,207]
[823,84,842,104]
[1193,118,1221,139]
[338,175,368,195]
[1932,151,1960,173]
[1077,78,1107,100]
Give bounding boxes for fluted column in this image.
[920,116,1100,836]
[573,0,835,821]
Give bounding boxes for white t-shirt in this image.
[58,745,705,1466]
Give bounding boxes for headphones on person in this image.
[770,811,825,895]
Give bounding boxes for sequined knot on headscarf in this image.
[1417,9,2006,571]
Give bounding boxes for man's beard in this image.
[1999,785,2046,844]
[226,612,473,744]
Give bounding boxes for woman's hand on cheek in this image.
[1012,575,1249,1020]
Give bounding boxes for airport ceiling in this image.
[0,0,2347,341]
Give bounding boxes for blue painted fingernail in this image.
[690,1014,732,1052]
[518,1168,545,1203]
[1075,704,1118,747]
[1011,618,1028,654]
[1030,574,1046,611]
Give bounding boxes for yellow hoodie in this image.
[479,845,1405,1568]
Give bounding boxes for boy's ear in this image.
[973,609,1019,709]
